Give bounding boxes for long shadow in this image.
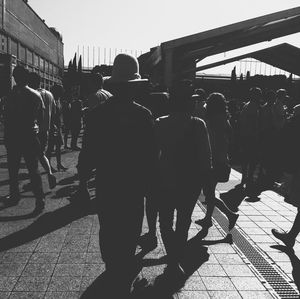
[51,185,78,199]
[58,174,78,186]
[271,244,300,293]
[81,229,232,298]
[81,262,144,299]
[0,162,27,169]
[133,231,233,298]
[220,185,246,212]
[0,202,94,252]
[0,210,42,221]
[0,172,30,187]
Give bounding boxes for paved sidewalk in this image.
[0,133,299,298]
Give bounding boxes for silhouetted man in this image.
[70,97,82,150]
[28,72,56,188]
[156,80,214,280]
[86,72,112,110]
[78,54,157,296]
[2,66,45,212]
[239,87,262,189]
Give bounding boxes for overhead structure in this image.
[193,43,300,76]
[145,6,300,87]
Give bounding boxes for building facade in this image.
[0,0,64,96]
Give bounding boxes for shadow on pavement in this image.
[81,262,144,299]
[0,202,94,252]
[58,174,78,186]
[130,231,233,298]
[81,226,232,298]
[51,185,78,199]
[271,244,300,293]
[220,185,245,212]
[0,172,29,187]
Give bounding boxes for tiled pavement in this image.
[0,129,299,298]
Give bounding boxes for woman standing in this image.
[195,93,239,231]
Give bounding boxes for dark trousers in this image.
[159,188,200,266]
[6,136,44,201]
[71,123,81,148]
[96,192,144,291]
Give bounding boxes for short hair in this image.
[276,89,287,99]
[265,90,276,104]
[206,92,227,118]
[12,65,29,85]
[249,87,262,102]
[28,72,41,89]
[194,88,206,100]
[170,80,194,112]
[88,72,104,91]
[50,84,64,98]
[170,79,194,99]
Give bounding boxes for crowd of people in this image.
[0,54,299,297]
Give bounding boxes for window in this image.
[49,63,53,75]
[19,45,26,62]
[44,60,49,73]
[10,39,18,57]
[39,57,44,71]
[27,50,33,65]
[34,54,39,67]
[1,34,7,52]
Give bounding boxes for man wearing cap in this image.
[77,54,157,295]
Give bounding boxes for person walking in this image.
[62,98,72,149]
[70,98,82,151]
[272,104,300,247]
[77,53,157,296]
[195,93,239,231]
[28,72,56,188]
[1,66,45,212]
[86,72,112,110]
[47,84,67,171]
[239,87,262,190]
[156,80,214,280]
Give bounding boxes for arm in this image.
[37,94,45,134]
[77,111,97,189]
[195,119,215,198]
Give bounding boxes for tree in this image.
[78,55,82,74]
[246,71,250,81]
[72,54,77,71]
[231,66,237,82]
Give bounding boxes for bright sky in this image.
[29,0,300,75]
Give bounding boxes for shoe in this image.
[0,194,20,208]
[271,229,295,247]
[33,200,45,214]
[228,213,239,231]
[48,174,57,189]
[195,218,213,228]
[138,233,158,251]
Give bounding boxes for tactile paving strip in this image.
[197,201,299,299]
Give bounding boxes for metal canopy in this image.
[161,6,300,63]
[193,43,300,76]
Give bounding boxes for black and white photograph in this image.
[0,0,300,298]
